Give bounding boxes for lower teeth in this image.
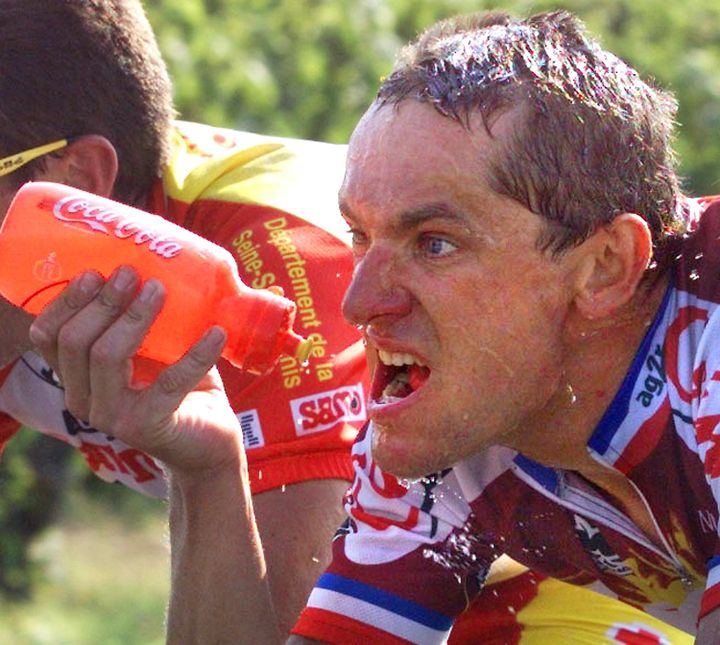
[377,394,405,405]
[381,372,411,400]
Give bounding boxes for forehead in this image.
[340,100,513,224]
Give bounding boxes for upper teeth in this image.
[378,350,425,367]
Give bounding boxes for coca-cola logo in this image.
[52,195,183,259]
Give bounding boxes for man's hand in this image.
[29,266,243,476]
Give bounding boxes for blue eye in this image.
[421,235,457,258]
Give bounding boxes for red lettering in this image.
[695,414,720,477]
[610,625,662,644]
[119,448,163,483]
[665,306,708,403]
[300,396,345,430]
[79,442,161,484]
[79,442,129,474]
[298,400,321,430]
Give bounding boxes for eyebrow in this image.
[339,200,469,231]
[397,203,467,230]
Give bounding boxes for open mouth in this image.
[371,349,431,404]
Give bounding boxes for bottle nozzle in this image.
[281,330,313,364]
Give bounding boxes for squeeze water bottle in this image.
[0,181,312,375]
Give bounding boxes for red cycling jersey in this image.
[0,121,369,495]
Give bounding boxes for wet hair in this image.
[0,0,175,205]
[378,11,685,267]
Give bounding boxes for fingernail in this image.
[111,266,135,290]
[28,323,44,345]
[77,272,103,294]
[206,326,226,348]
[138,280,161,303]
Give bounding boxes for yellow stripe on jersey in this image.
[163,121,350,243]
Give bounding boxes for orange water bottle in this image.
[0,181,312,374]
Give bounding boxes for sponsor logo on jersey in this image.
[574,515,633,576]
[607,621,671,644]
[290,383,365,435]
[236,408,264,449]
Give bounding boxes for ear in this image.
[37,135,118,198]
[573,213,653,319]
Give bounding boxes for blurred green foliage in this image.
[146,0,720,194]
[0,431,71,597]
[0,482,167,644]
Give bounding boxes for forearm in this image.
[167,454,282,645]
[254,479,351,635]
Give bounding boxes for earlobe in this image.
[573,213,653,319]
[40,135,118,198]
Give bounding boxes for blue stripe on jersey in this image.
[708,555,720,571]
[315,572,454,631]
[588,282,673,456]
[513,454,560,494]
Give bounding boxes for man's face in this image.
[340,101,581,478]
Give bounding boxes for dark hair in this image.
[378,11,685,267]
[0,0,175,205]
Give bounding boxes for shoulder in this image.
[672,196,720,303]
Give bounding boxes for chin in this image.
[371,424,451,480]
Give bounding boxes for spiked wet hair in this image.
[378,11,685,269]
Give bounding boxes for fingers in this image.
[83,277,167,426]
[89,327,227,461]
[30,266,165,422]
[149,326,227,412]
[27,265,233,471]
[29,270,105,371]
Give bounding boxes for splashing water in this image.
[422,519,497,573]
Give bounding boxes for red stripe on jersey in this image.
[613,398,671,475]
[699,582,720,619]
[292,607,414,644]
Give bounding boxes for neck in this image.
[502,273,669,475]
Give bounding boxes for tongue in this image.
[408,364,430,391]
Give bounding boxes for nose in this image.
[342,243,411,327]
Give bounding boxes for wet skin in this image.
[339,100,589,478]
